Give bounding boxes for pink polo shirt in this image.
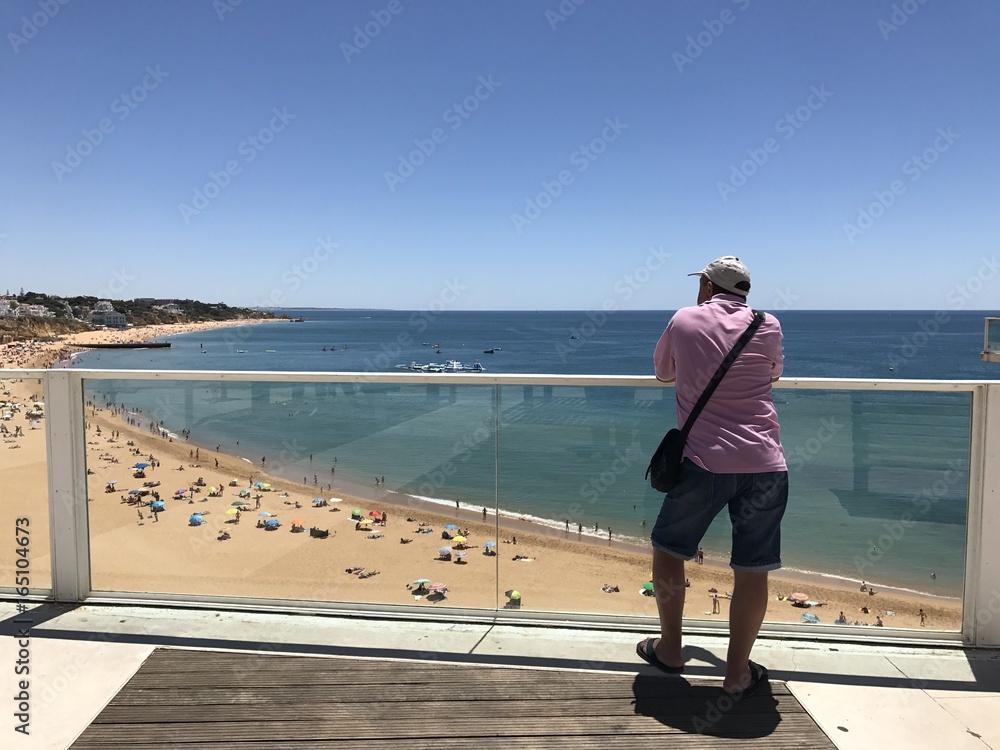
[653,294,786,473]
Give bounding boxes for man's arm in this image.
[653,322,676,382]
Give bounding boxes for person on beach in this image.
[637,256,786,698]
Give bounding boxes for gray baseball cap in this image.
[689,255,751,295]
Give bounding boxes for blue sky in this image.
[2,0,998,310]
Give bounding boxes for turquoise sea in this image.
[71,309,999,599]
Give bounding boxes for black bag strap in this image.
[678,310,765,439]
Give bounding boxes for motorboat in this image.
[400,359,486,373]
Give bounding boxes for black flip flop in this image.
[635,637,684,674]
[728,660,769,698]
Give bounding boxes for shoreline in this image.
[1,318,281,371]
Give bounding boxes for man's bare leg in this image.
[651,548,686,668]
[723,570,769,692]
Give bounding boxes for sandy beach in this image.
[0,321,962,633]
[0,319,275,371]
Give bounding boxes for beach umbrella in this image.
[790,592,809,603]
[258,512,271,517]
[176,487,188,494]
[642,582,655,592]
[444,524,458,530]
[451,535,467,544]
[226,508,239,515]
[264,519,279,527]
[505,589,521,600]
[455,551,468,558]
[259,483,271,489]
[231,501,248,507]
[189,514,203,524]
[239,489,251,497]
[129,489,143,495]
[438,546,453,556]
[313,497,324,502]
[106,480,118,485]
[291,518,305,525]
[359,518,374,525]
[352,508,363,515]
[369,510,382,517]
[133,463,149,469]
[412,578,431,585]
[151,501,165,508]
[328,497,343,503]
[801,612,820,624]
[209,486,218,492]
[253,481,264,487]
[483,541,496,548]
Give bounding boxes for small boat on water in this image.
[483,348,502,354]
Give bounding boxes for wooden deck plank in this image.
[71,648,836,749]
[92,696,811,723]
[72,738,824,750]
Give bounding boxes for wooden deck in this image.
[71,648,836,749]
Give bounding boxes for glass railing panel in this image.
[494,382,969,632]
[83,377,497,609]
[0,375,51,594]
[775,388,968,631]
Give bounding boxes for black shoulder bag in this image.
[645,310,765,493]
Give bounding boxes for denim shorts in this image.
[650,459,788,572]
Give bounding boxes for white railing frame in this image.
[9,367,996,647]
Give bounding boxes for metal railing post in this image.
[970,383,1000,646]
[44,370,91,602]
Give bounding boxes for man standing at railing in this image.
[637,256,787,698]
